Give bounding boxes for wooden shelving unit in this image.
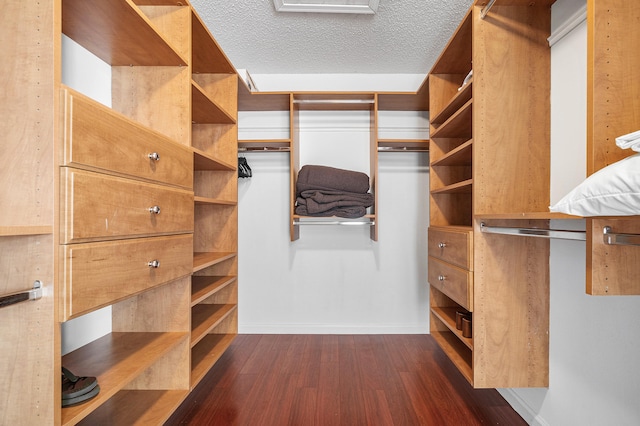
[238,84,430,241]
[1,0,238,423]
[428,2,553,388]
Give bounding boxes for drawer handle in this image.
[438,242,446,249]
[149,205,161,215]
[148,260,160,268]
[148,152,160,161]
[438,275,446,282]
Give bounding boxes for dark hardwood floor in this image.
[166,334,526,426]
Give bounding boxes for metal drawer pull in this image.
[0,281,42,309]
[149,205,161,215]
[438,242,446,248]
[148,152,160,161]
[148,260,160,268]
[438,275,446,281]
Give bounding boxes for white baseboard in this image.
[498,389,549,426]
[239,324,427,334]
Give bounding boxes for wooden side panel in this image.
[586,0,640,295]
[0,235,57,424]
[473,4,551,215]
[588,218,640,295]
[0,2,57,230]
[473,219,549,388]
[587,0,640,175]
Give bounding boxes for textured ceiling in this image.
[190,0,473,75]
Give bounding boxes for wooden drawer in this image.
[61,87,193,189]
[428,226,473,270]
[60,168,193,243]
[428,256,473,311]
[60,234,193,320]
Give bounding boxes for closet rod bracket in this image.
[0,280,43,309]
[603,226,640,247]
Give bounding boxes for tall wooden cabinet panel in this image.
[1,1,59,424]
[428,2,553,388]
[2,0,238,423]
[586,0,640,295]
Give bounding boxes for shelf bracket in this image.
[603,226,640,247]
[480,223,586,241]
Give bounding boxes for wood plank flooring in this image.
[166,334,526,426]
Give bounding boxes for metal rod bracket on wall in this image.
[603,226,640,247]
[0,280,43,309]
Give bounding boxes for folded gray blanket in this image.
[295,204,367,218]
[295,189,373,218]
[296,165,370,195]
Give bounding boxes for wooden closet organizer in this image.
[238,88,429,241]
[2,1,238,424]
[428,0,640,389]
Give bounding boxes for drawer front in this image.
[61,168,194,243]
[428,227,472,270]
[62,88,193,188]
[61,234,193,319]
[428,256,473,311]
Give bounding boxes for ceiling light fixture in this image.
[273,0,379,14]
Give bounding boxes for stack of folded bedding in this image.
[295,165,374,218]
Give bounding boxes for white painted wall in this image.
[499,1,640,425]
[237,97,430,333]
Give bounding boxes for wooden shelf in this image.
[431,80,473,126]
[191,334,236,387]
[194,196,237,206]
[191,10,235,74]
[378,139,429,152]
[62,0,187,66]
[191,276,237,306]
[431,328,473,385]
[239,139,291,152]
[475,212,580,220]
[377,88,429,111]
[430,100,472,139]
[192,81,236,124]
[431,307,473,350]
[76,389,188,426]
[193,148,236,171]
[431,179,473,195]
[293,92,376,111]
[0,226,53,236]
[61,332,188,426]
[431,139,472,167]
[193,252,237,272]
[191,304,237,347]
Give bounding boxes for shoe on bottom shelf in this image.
[61,366,100,407]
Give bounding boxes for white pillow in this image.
[549,153,640,216]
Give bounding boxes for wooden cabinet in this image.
[428,2,553,388]
[2,0,238,424]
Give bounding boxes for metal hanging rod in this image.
[0,280,43,309]
[239,147,290,152]
[480,0,498,19]
[480,223,586,241]
[294,220,375,226]
[293,99,375,105]
[603,226,640,247]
